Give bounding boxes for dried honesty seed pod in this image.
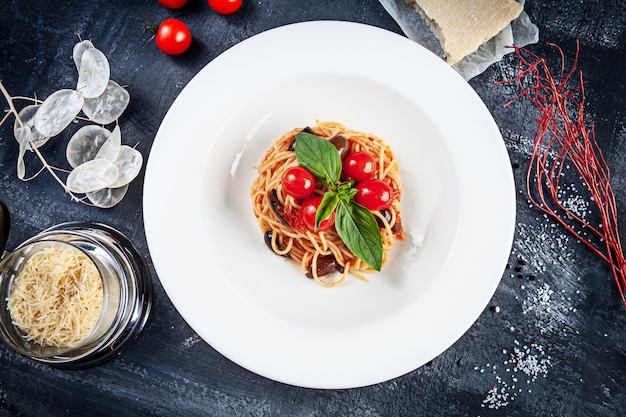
[14,126,30,148]
[13,105,50,150]
[87,184,129,208]
[2,38,140,208]
[34,89,84,137]
[72,39,94,71]
[76,48,110,99]
[108,145,142,188]
[66,159,119,194]
[66,125,112,168]
[14,126,29,180]
[82,80,130,124]
[95,125,122,162]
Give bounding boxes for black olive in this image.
[329,134,349,159]
[264,231,288,257]
[376,209,393,228]
[288,127,314,151]
[305,254,341,278]
[376,209,403,234]
[269,189,289,225]
[391,216,403,234]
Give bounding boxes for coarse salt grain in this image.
[481,385,510,409]
[477,341,552,409]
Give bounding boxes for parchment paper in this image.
[378,0,539,81]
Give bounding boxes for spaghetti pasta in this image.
[250,121,404,287]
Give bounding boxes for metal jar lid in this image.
[0,201,152,369]
[0,200,9,255]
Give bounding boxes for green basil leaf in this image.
[336,180,356,199]
[315,191,339,231]
[335,200,383,271]
[294,132,341,185]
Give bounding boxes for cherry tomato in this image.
[208,0,242,14]
[282,166,316,199]
[355,179,393,211]
[342,152,375,181]
[155,19,192,55]
[158,0,187,8]
[300,196,336,232]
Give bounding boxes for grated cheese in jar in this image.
[6,246,103,348]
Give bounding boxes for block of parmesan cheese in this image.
[405,0,523,65]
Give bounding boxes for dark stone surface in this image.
[0,0,624,415]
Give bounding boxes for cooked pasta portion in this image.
[250,121,404,287]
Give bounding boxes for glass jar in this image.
[0,200,152,369]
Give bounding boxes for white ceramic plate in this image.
[143,21,515,389]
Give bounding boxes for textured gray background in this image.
[0,0,624,416]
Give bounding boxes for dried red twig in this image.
[499,41,626,307]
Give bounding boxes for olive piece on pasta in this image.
[376,209,393,228]
[269,189,288,225]
[376,209,403,234]
[329,134,349,159]
[305,254,343,279]
[391,216,403,234]
[288,127,314,151]
[263,231,287,256]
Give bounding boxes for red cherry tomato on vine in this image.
[158,0,187,9]
[342,152,375,181]
[282,166,316,199]
[155,19,192,55]
[300,196,335,232]
[208,0,242,14]
[355,179,393,211]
